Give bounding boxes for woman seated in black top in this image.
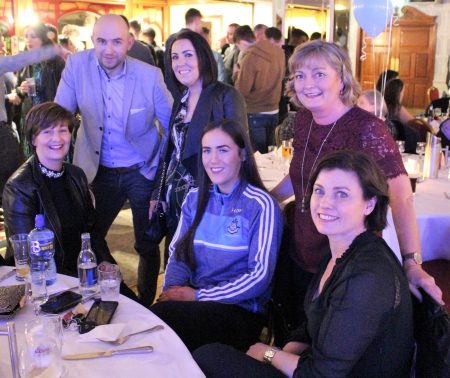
[2,102,137,300]
[193,150,414,378]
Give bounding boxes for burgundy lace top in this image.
[289,106,407,272]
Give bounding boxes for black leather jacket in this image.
[2,156,115,272]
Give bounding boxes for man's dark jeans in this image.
[247,113,279,153]
[92,166,159,307]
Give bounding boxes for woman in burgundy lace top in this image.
[270,40,442,332]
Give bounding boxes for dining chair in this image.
[0,321,20,378]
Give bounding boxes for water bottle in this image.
[77,233,98,296]
[28,214,57,285]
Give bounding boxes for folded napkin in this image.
[79,317,155,343]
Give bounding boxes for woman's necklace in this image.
[300,118,338,212]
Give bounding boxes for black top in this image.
[291,231,414,378]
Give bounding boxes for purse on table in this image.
[0,284,26,320]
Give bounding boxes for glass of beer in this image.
[9,233,30,281]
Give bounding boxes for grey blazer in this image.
[55,49,173,183]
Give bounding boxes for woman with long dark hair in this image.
[154,30,247,253]
[16,22,65,157]
[151,119,282,352]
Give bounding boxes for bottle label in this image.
[30,240,55,257]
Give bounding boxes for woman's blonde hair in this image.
[286,40,361,107]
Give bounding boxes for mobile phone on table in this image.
[40,291,83,314]
[79,299,118,334]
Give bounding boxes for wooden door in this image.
[357,6,436,109]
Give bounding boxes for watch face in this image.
[414,253,423,264]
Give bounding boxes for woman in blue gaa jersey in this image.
[151,119,282,351]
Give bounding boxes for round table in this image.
[0,267,205,378]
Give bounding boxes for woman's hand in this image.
[405,264,444,304]
[19,80,30,95]
[246,343,270,362]
[158,286,196,302]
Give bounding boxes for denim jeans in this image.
[247,113,279,153]
[92,166,159,307]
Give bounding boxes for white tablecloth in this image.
[383,168,450,262]
[0,268,205,378]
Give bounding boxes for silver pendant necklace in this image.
[300,118,338,212]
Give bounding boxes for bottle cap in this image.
[35,214,45,228]
[81,233,91,240]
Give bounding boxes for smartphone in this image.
[79,299,118,334]
[40,291,83,314]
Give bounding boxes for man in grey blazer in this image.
[55,14,173,307]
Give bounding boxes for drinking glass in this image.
[26,77,37,97]
[98,263,121,301]
[416,142,426,159]
[281,140,291,160]
[9,233,30,281]
[433,107,442,120]
[396,140,405,154]
[21,317,63,378]
[29,261,48,316]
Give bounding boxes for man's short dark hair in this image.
[265,27,282,41]
[254,24,267,32]
[233,25,255,44]
[143,28,156,39]
[130,20,141,34]
[185,8,202,25]
[310,32,322,40]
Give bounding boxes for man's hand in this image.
[158,286,196,302]
[19,80,30,95]
[246,342,269,362]
[405,264,444,304]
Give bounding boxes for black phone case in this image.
[40,291,83,314]
[79,299,119,334]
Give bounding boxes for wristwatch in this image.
[402,252,423,265]
[263,347,280,364]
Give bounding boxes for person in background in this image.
[164,8,203,97]
[234,25,285,153]
[142,27,164,72]
[376,69,398,93]
[193,150,414,378]
[310,32,322,40]
[253,24,268,43]
[222,23,240,85]
[157,29,247,262]
[45,24,58,45]
[283,28,309,65]
[130,19,157,64]
[122,16,155,66]
[55,14,173,307]
[200,26,225,82]
[17,22,65,157]
[358,89,399,139]
[270,40,442,343]
[151,119,282,352]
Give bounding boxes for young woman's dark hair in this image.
[384,78,404,120]
[376,69,399,92]
[25,102,74,151]
[174,119,265,268]
[25,22,53,47]
[167,29,218,92]
[305,150,389,232]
